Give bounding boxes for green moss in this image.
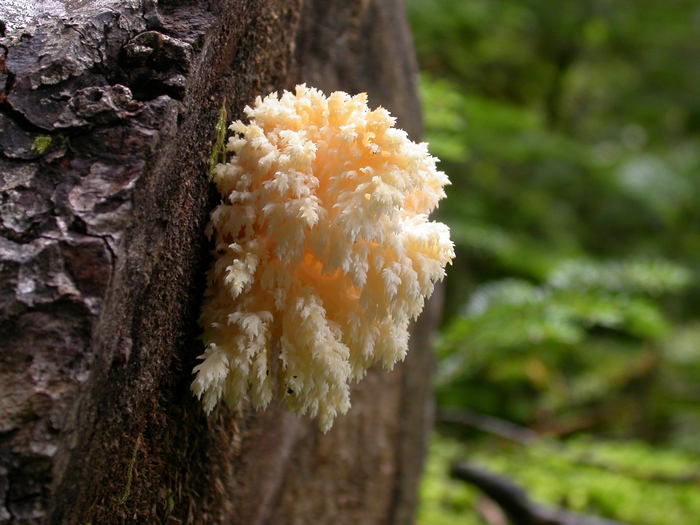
[165,489,175,515]
[120,435,142,505]
[209,103,228,176]
[31,136,52,156]
[419,434,700,525]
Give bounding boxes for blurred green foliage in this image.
[419,435,700,525]
[406,0,700,522]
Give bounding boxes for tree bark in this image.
[0,1,431,524]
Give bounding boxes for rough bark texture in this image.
[0,1,432,524]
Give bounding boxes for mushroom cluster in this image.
[193,85,454,431]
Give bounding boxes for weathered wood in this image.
[0,1,430,523]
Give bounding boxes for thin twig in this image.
[437,407,541,446]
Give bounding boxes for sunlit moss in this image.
[31,136,52,156]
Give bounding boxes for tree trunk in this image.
[0,1,432,524]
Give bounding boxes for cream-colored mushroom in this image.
[193,85,454,431]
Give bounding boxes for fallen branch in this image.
[450,463,628,525]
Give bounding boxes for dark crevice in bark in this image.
[0,45,14,105]
[0,102,50,137]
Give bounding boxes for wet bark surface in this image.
[0,1,430,523]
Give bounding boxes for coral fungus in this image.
[193,85,454,431]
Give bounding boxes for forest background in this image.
[407,1,700,524]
